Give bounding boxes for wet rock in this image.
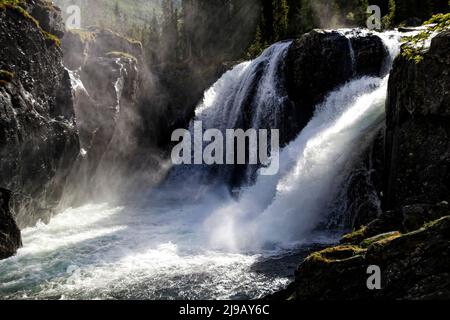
[285,29,387,147]
[385,30,450,209]
[0,4,80,227]
[0,188,22,260]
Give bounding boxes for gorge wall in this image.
[0,0,80,252]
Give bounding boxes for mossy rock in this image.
[361,231,402,249]
[307,245,366,264]
[1,0,60,47]
[402,13,450,63]
[341,226,368,244]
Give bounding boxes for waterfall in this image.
[195,41,291,131]
[167,41,293,190]
[200,30,407,251]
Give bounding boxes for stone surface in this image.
[0,4,80,228]
[385,30,450,209]
[0,188,22,260]
[285,30,387,147]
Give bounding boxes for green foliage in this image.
[381,0,449,28]
[273,0,289,41]
[402,13,450,63]
[382,0,396,29]
[246,25,268,59]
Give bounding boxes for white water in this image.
[1,30,406,300]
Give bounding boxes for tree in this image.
[272,0,289,41]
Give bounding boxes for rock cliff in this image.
[0,0,80,233]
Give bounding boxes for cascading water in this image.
[167,41,293,189]
[0,30,408,300]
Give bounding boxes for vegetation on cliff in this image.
[402,13,450,63]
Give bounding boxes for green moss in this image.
[361,231,402,248]
[307,245,366,264]
[42,30,61,47]
[341,225,368,244]
[402,13,450,63]
[106,51,137,62]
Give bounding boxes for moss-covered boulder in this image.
[289,215,450,300]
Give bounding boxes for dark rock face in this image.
[385,30,450,209]
[285,30,387,146]
[24,0,65,38]
[0,4,80,228]
[0,188,21,260]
